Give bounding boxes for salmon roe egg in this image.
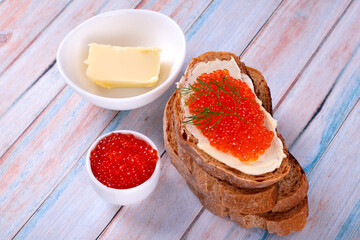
[90,132,159,189]
[186,69,274,162]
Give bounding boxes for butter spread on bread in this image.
[177,57,286,175]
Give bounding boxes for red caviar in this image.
[186,69,274,162]
[90,132,158,189]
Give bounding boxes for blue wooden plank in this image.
[0,0,213,238]
[268,100,360,240]
[12,0,284,238]
[186,0,360,238]
[336,200,360,240]
[290,46,360,175]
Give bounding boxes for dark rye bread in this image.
[230,197,308,236]
[163,52,309,235]
[187,175,308,237]
[165,93,276,214]
[175,92,290,189]
[273,153,309,212]
[164,94,308,236]
[175,52,290,189]
[164,93,308,213]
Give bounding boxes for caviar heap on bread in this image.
[178,56,286,175]
[165,52,309,236]
[181,69,274,162]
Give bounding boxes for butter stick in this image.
[85,44,161,88]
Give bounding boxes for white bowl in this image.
[86,130,161,205]
[57,9,186,110]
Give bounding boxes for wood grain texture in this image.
[1,0,359,239]
[2,0,212,239]
[99,154,203,240]
[0,67,64,158]
[0,0,70,73]
[11,0,283,239]
[0,87,117,239]
[0,0,141,161]
[350,225,360,240]
[289,37,360,174]
[185,209,266,240]
[13,153,120,240]
[138,0,211,32]
[268,101,360,240]
[185,0,282,56]
[274,0,360,146]
[241,0,352,105]
[179,0,359,238]
[97,0,287,238]
[0,0,140,115]
[13,106,170,239]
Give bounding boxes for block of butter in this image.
[85,43,161,88]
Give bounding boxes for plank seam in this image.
[182,0,214,34]
[1,0,213,164]
[176,0,288,237]
[11,110,122,239]
[305,97,359,179]
[93,1,217,236]
[0,59,56,119]
[95,150,169,240]
[0,0,73,79]
[180,207,205,240]
[135,0,147,9]
[3,0,189,236]
[96,149,168,239]
[289,42,359,151]
[239,0,285,57]
[273,0,355,112]
[0,84,66,163]
[185,0,357,237]
[95,206,123,240]
[177,0,287,237]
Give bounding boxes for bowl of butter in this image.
[57,9,186,110]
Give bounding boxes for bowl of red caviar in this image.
[86,130,160,205]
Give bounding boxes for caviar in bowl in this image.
[86,130,160,205]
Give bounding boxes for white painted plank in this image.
[14,0,283,239]
[2,1,212,239]
[0,0,141,115]
[184,1,359,238]
[241,0,351,105]
[289,37,360,174]
[268,102,360,240]
[274,0,360,146]
[0,0,70,73]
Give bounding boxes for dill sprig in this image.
[180,76,251,132]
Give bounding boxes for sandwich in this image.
[163,52,309,236]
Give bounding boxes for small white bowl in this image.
[86,130,161,205]
[57,9,186,110]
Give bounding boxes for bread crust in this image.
[175,51,290,188]
[164,91,308,211]
[163,52,309,236]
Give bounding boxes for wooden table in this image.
[1,0,359,239]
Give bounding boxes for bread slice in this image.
[230,197,308,237]
[174,52,290,188]
[165,90,308,206]
[164,93,308,235]
[163,53,309,235]
[166,94,277,214]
